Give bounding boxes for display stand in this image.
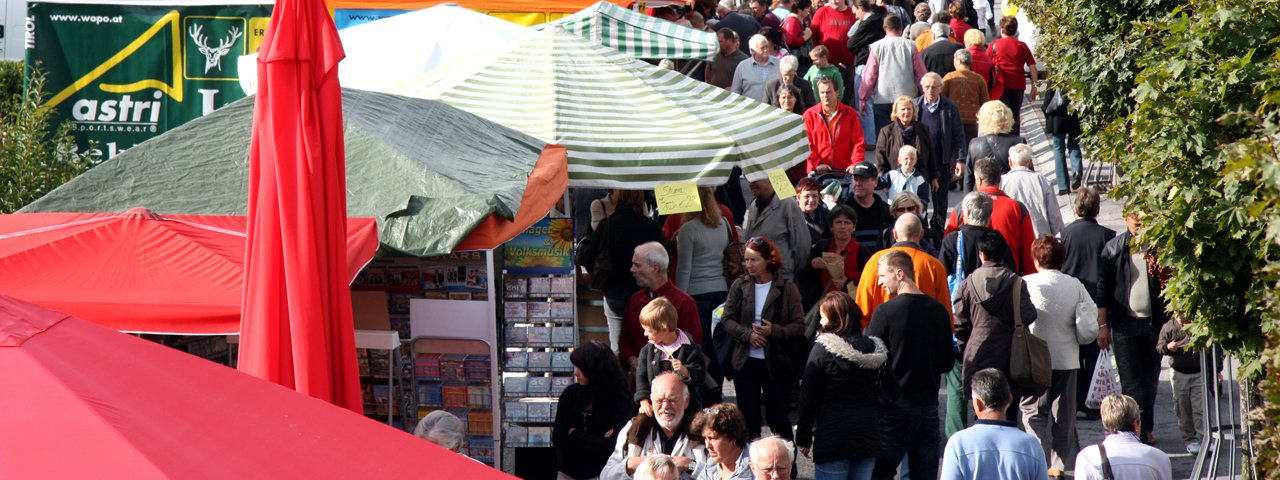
[411,336,497,466]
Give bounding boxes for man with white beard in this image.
[602,373,708,480]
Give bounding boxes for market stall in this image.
[537,1,716,60]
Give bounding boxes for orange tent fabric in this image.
[454,144,568,251]
[0,210,378,335]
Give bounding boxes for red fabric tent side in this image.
[453,144,568,251]
[327,0,629,12]
[239,0,362,412]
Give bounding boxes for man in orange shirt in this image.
[853,213,952,328]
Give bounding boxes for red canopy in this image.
[0,209,378,334]
[0,294,514,479]
[239,0,362,411]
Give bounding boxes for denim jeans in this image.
[816,457,876,480]
[852,65,876,146]
[873,406,941,480]
[1050,132,1083,190]
[1112,316,1162,438]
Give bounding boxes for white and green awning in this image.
[386,28,808,189]
[537,1,717,60]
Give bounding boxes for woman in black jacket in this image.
[719,236,808,440]
[579,190,664,354]
[964,100,1026,190]
[553,341,635,479]
[1042,87,1084,194]
[796,292,896,480]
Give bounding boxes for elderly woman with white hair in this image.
[763,54,815,112]
[1075,394,1172,479]
[415,410,466,453]
[963,100,1026,190]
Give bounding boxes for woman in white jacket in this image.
[1021,235,1098,477]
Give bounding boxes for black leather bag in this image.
[578,218,613,290]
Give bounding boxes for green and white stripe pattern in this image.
[387,28,809,189]
[538,1,717,60]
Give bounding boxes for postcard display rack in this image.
[500,272,577,452]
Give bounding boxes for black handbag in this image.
[578,218,613,290]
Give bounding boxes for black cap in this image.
[850,161,878,178]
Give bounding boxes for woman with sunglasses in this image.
[877,191,940,257]
[718,236,808,441]
[691,404,753,480]
[806,204,872,296]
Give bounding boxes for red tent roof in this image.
[0,293,513,478]
[0,209,379,334]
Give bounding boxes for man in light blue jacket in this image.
[940,368,1049,480]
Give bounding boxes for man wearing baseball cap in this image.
[843,160,892,251]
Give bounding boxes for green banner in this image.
[25,1,273,158]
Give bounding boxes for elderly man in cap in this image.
[602,373,708,480]
[842,160,892,250]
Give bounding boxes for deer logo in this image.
[188,24,242,74]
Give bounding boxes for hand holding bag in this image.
[1084,348,1120,409]
[1009,279,1053,390]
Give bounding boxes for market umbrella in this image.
[0,294,513,479]
[21,88,567,257]
[238,0,359,411]
[386,27,809,189]
[238,4,535,94]
[0,209,378,334]
[538,1,717,60]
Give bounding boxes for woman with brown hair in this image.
[795,291,895,480]
[691,404,753,480]
[718,236,807,441]
[675,187,733,397]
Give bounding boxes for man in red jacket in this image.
[943,157,1035,275]
[803,76,865,173]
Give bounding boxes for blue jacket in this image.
[940,420,1049,480]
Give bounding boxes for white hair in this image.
[898,144,918,159]
[1009,143,1035,166]
[658,59,676,70]
[749,34,770,51]
[635,241,670,273]
[749,435,795,466]
[414,410,465,451]
[635,455,679,480]
[921,71,943,86]
[779,54,799,73]
[931,22,950,39]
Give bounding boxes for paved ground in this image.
[724,97,1246,479]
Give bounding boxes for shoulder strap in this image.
[724,218,734,243]
[954,230,965,274]
[1098,443,1115,480]
[1012,278,1023,328]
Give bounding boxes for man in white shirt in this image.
[1075,393,1172,480]
[1000,143,1065,237]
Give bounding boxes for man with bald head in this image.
[602,373,708,480]
[853,213,952,327]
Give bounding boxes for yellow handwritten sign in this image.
[654,181,702,215]
[768,170,797,199]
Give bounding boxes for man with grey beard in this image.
[602,373,708,479]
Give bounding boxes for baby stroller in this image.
[810,171,852,207]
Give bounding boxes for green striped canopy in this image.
[386,28,809,189]
[538,1,717,60]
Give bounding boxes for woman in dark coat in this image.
[553,341,635,479]
[1042,87,1084,194]
[953,231,1038,419]
[796,292,896,480]
[719,236,808,440]
[964,100,1027,190]
[875,96,938,193]
[579,190,664,354]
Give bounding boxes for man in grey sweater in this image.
[743,178,811,280]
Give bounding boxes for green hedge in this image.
[1019,0,1280,472]
[0,61,94,213]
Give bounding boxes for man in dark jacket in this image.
[1059,186,1115,418]
[941,192,1015,278]
[916,72,968,231]
[1096,211,1166,445]
[920,23,965,77]
[867,250,954,480]
[953,230,1037,420]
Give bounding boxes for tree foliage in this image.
[1019,0,1280,471]
[0,61,95,213]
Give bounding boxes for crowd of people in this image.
[548,0,1214,479]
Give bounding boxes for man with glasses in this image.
[915,71,967,231]
[602,373,707,480]
[748,435,794,480]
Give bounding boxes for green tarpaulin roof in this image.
[21,89,551,257]
[388,27,809,189]
[539,1,717,60]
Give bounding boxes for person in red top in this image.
[943,157,1036,275]
[947,2,972,43]
[807,0,858,67]
[803,76,866,173]
[963,29,1001,100]
[619,242,703,369]
[986,16,1038,136]
[807,204,872,295]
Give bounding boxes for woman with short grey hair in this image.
[414,410,465,452]
[1074,394,1173,479]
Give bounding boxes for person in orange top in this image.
[853,213,952,328]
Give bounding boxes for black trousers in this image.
[999,87,1025,137]
[733,357,793,439]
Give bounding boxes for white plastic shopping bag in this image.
[1085,348,1120,409]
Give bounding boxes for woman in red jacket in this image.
[986,16,1038,136]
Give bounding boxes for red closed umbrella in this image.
[239,0,361,410]
[0,209,378,334]
[0,294,513,479]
